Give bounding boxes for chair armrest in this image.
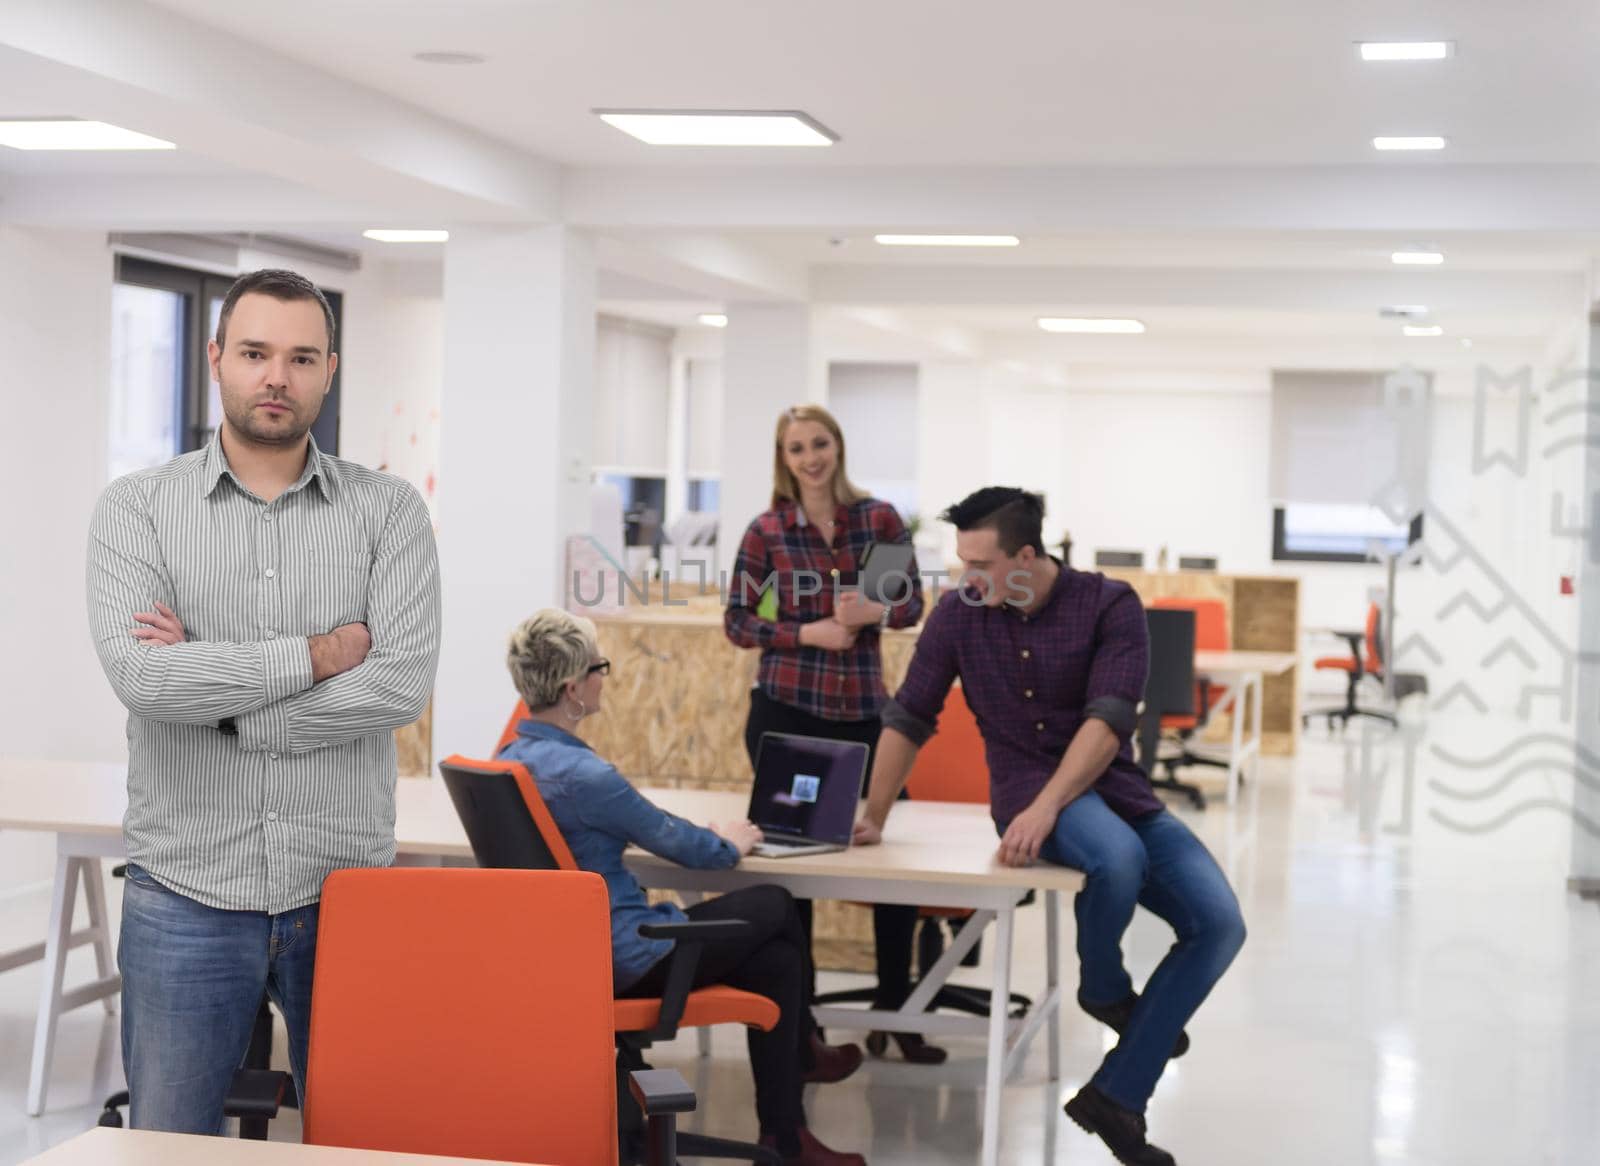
[1194,673,1213,721]
[638,919,752,942]
[223,1069,289,1120]
[1335,632,1364,676]
[628,1067,696,1116]
[628,1069,695,1166]
[633,919,752,1041]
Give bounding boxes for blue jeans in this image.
[118,864,319,1133]
[1040,792,1246,1113]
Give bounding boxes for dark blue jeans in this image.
[1040,792,1246,1113]
[118,863,319,1133]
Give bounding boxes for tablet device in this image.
[857,540,916,605]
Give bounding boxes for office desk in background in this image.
[1193,649,1298,805]
[19,1127,541,1166]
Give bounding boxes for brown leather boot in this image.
[802,1031,863,1084]
[760,1126,868,1166]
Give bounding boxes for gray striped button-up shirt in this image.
[86,435,441,914]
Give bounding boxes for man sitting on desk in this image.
[851,487,1245,1166]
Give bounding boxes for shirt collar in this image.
[783,498,847,529]
[1004,556,1069,620]
[200,431,339,502]
[515,719,591,750]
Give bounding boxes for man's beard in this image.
[220,379,318,446]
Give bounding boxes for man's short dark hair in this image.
[215,268,336,353]
[940,487,1047,556]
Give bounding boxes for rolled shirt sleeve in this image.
[1082,584,1149,741]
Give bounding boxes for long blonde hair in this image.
[770,404,869,508]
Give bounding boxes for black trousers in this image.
[743,686,919,1010]
[620,885,813,1147]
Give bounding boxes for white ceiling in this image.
[146,0,1600,167]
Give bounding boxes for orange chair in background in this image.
[440,753,781,1166]
[303,867,692,1166]
[1303,602,1400,730]
[1148,596,1233,807]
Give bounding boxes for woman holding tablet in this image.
[724,404,943,1064]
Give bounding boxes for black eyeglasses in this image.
[586,659,611,677]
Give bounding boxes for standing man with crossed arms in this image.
[851,487,1244,1166]
[86,268,441,1134]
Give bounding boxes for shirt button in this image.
[266,810,279,821]
[1025,689,1034,698]
[269,752,280,760]
[1035,721,1045,731]
[266,629,278,639]
[1021,649,1031,659]
[265,568,276,579]
[263,513,274,523]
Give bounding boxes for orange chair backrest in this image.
[1364,602,1382,670]
[496,699,534,755]
[905,683,989,804]
[1150,595,1229,651]
[304,868,617,1165]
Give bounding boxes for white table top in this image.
[20,1128,544,1166]
[1194,649,1297,677]
[0,759,1079,893]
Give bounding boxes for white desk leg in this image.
[82,859,117,1017]
[1227,683,1244,807]
[27,851,81,1116]
[1045,890,1061,1082]
[1250,671,1265,782]
[981,905,1014,1166]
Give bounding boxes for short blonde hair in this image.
[771,404,869,509]
[507,608,599,711]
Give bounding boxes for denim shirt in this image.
[497,720,739,990]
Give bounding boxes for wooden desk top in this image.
[1194,649,1297,677]
[20,1128,542,1166]
[628,787,1084,893]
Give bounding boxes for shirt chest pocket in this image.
[287,549,371,632]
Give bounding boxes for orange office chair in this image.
[1303,603,1399,731]
[440,752,781,1166]
[813,684,1032,1027]
[1148,596,1232,808]
[303,867,693,1166]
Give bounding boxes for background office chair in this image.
[440,753,782,1166]
[303,867,692,1166]
[1303,602,1418,731]
[813,683,1032,1030]
[1139,607,1206,809]
[1148,597,1232,799]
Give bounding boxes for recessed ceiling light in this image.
[1038,317,1146,334]
[1358,42,1453,62]
[413,51,486,65]
[594,109,836,147]
[1373,136,1447,151]
[1392,250,1444,265]
[0,118,173,151]
[873,234,1021,247]
[362,229,449,243]
[697,313,728,328]
[1402,324,1444,337]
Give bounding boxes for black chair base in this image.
[1150,774,1207,811]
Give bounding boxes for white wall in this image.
[0,228,121,760]
[828,361,919,519]
[592,316,672,472]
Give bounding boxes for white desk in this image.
[1,761,1077,1166]
[1192,649,1297,805]
[625,787,1082,1166]
[20,1127,541,1165]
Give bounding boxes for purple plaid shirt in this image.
[883,563,1162,827]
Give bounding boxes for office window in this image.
[111,256,343,469]
[1273,504,1424,564]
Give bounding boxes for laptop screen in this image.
[749,733,869,844]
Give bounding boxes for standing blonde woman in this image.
[724,404,942,1064]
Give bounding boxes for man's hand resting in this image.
[131,601,185,646]
[851,813,885,847]
[309,622,371,683]
[997,799,1059,867]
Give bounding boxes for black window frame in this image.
[113,255,342,455]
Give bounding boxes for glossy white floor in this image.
[3,710,1598,1165]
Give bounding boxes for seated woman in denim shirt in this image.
[497,609,867,1166]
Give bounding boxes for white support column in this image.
[715,304,819,574]
[664,352,690,531]
[433,225,595,767]
[1571,312,1600,889]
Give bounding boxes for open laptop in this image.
[747,732,869,858]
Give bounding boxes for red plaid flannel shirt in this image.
[724,498,924,722]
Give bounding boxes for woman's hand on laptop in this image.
[711,819,764,856]
[851,812,885,847]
